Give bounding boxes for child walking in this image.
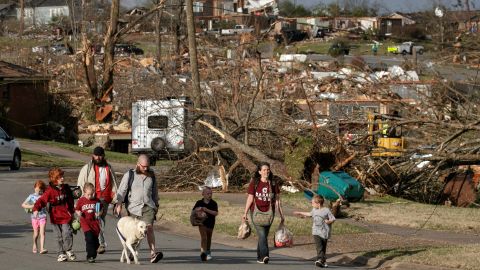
[22,180,48,254]
[294,194,335,268]
[33,167,76,262]
[192,186,218,261]
[75,182,102,263]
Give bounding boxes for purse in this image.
[251,203,274,226]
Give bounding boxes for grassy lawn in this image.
[159,194,366,238]
[22,150,85,167]
[360,244,480,270]
[345,195,480,233]
[21,139,170,166]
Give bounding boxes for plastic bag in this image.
[237,220,251,239]
[274,223,293,248]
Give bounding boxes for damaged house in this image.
[0,61,50,138]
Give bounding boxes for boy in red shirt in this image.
[75,182,102,263]
[33,168,76,262]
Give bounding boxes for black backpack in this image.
[124,169,157,215]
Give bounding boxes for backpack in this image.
[124,169,157,215]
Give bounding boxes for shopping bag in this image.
[237,220,251,239]
[274,223,293,247]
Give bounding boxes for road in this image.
[0,167,362,270]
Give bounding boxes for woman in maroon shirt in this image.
[242,162,285,264]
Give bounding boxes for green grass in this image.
[21,139,173,165]
[22,150,84,167]
[359,244,480,270]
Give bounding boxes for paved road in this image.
[0,168,362,270]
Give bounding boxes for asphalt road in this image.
[0,167,362,270]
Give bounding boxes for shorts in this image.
[132,205,156,225]
[31,217,46,229]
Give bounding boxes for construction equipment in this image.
[367,112,405,157]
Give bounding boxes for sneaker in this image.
[87,257,95,263]
[200,252,207,261]
[206,254,212,261]
[57,254,68,262]
[97,245,105,254]
[263,256,269,264]
[323,263,328,268]
[151,252,163,263]
[66,250,76,261]
[315,260,323,267]
[257,259,264,264]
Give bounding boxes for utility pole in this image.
[19,0,24,36]
[185,0,202,108]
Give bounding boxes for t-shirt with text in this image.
[247,180,279,212]
[75,196,101,236]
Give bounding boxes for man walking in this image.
[115,154,163,263]
[77,146,118,254]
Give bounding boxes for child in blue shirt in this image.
[22,180,48,254]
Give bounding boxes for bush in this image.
[328,39,350,58]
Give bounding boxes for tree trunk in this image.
[155,6,163,67]
[19,0,24,36]
[185,0,202,108]
[101,0,119,101]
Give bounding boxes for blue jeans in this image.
[253,223,271,260]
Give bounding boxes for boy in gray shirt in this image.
[294,194,335,268]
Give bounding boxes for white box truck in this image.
[131,97,192,163]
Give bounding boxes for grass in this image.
[22,150,84,167]
[360,244,480,270]
[21,139,171,166]
[345,195,480,233]
[159,194,366,237]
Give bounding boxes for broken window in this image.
[148,115,168,129]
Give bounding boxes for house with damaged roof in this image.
[0,61,50,138]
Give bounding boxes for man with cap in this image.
[77,146,118,254]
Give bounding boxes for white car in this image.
[0,127,21,170]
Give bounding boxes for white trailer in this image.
[131,97,192,163]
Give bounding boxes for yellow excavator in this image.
[367,112,405,157]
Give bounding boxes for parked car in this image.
[114,44,144,56]
[0,126,21,170]
[388,41,424,55]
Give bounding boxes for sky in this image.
[295,0,480,14]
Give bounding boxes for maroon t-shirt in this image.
[75,197,101,236]
[247,180,279,212]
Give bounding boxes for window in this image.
[148,116,168,129]
[193,2,203,13]
[0,85,9,100]
[50,8,64,18]
[24,9,33,18]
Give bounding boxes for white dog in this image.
[116,216,147,264]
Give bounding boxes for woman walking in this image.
[242,162,285,264]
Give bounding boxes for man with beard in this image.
[77,146,118,254]
[114,154,162,263]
